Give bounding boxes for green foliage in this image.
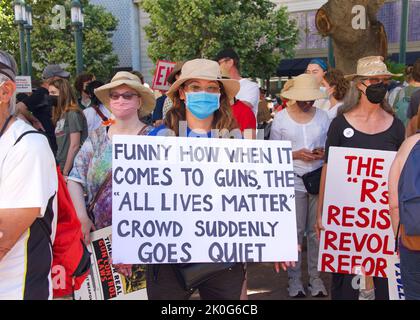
[140,0,299,80]
[0,0,119,81]
[385,60,407,82]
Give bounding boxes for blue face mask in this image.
[185,92,221,120]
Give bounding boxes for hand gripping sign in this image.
[318,147,399,279]
[111,135,298,264]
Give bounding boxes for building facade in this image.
[91,0,420,82]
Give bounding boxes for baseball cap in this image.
[42,64,70,80]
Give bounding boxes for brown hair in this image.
[74,72,94,94]
[339,78,394,116]
[50,78,83,125]
[324,69,350,101]
[412,59,420,82]
[164,82,238,136]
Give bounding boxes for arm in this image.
[316,164,328,240]
[67,180,93,244]
[0,208,40,262]
[406,116,417,137]
[63,132,81,176]
[388,157,401,237]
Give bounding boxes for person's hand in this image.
[294,149,317,162]
[315,213,325,241]
[80,217,95,245]
[312,148,325,160]
[32,119,45,132]
[274,245,302,272]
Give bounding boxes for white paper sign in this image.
[15,76,32,93]
[318,147,399,278]
[151,60,176,92]
[112,135,298,264]
[386,255,405,300]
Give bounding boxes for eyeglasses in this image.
[184,83,221,94]
[109,92,140,100]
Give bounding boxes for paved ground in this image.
[192,242,332,300]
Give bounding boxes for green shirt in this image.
[55,110,88,172]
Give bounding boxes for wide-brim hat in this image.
[345,56,403,80]
[167,61,185,85]
[94,71,156,117]
[166,59,240,101]
[280,74,327,101]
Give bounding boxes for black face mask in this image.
[362,82,387,104]
[48,95,59,107]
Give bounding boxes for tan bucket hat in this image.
[94,71,156,117]
[280,74,327,101]
[166,59,240,101]
[345,56,402,80]
[166,61,185,85]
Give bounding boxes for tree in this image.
[316,0,387,74]
[0,0,119,81]
[140,0,299,81]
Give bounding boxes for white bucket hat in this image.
[166,59,240,101]
[94,71,156,117]
[345,56,402,80]
[280,74,327,101]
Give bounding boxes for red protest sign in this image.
[318,147,398,278]
[152,60,176,92]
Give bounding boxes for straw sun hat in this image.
[345,56,402,80]
[166,59,240,101]
[280,74,326,101]
[94,71,156,117]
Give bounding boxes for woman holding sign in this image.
[67,72,155,283]
[146,58,247,300]
[270,74,330,298]
[316,56,406,300]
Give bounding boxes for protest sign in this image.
[15,76,32,93]
[74,227,147,300]
[151,60,176,92]
[386,255,405,300]
[112,135,298,264]
[318,147,398,278]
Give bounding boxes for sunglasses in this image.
[109,92,140,100]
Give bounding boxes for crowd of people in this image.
[0,47,419,300]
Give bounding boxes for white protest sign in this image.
[15,76,32,93]
[318,147,398,278]
[112,135,298,264]
[151,60,176,92]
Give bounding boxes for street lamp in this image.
[71,0,84,74]
[13,0,27,75]
[24,5,33,77]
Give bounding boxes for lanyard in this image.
[0,115,14,138]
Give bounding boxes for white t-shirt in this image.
[0,119,58,300]
[327,101,344,120]
[237,78,260,117]
[83,104,112,133]
[269,108,330,192]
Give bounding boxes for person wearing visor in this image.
[0,50,58,300]
[270,73,330,298]
[316,56,405,300]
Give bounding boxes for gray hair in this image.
[0,51,18,115]
[338,78,394,116]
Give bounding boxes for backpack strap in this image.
[92,105,109,122]
[13,130,46,146]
